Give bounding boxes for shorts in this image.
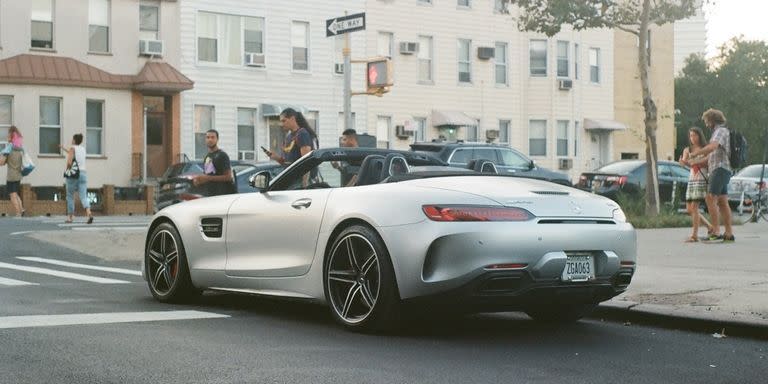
[6,180,20,194]
[708,168,731,196]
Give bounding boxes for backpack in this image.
[729,129,748,169]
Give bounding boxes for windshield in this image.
[736,165,768,179]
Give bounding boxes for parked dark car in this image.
[576,160,690,202]
[409,141,572,185]
[156,160,284,211]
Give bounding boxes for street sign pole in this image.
[343,17,352,132]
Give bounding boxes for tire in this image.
[525,303,597,323]
[145,222,199,303]
[323,225,401,332]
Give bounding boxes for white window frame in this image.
[457,0,471,8]
[139,1,160,40]
[529,39,547,77]
[466,122,479,142]
[244,16,265,57]
[86,99,104,156]
[557,40,569,78]
[196,12,266,68]
[39,96,62,155]
[88,0,110,53]
[528,119,547,157]
[31,0,55,50]
[378,31,393,58]
[574,43,580,80]
[291,20,310,72]
[556,120,569,157]
[194,105,215,160]
[418,35,433,83]
[574,120,580,157]
[237,107,257,161]
[498,119,510,144]
[0,96,14,152]
[494,42,508,86]
[590,47,601,83]
[414,117,427,142]
[458,38,472,84]
[376,115,391,148]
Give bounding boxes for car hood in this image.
[407,176,620,218]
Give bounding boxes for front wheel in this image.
[324,225,401,332]
[525,303,597,323]
[145,222,199,303]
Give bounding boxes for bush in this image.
[615,191,692,229]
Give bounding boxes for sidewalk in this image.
[594,218,768,338]
[19,215,768,336]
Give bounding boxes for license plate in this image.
[561,255,595,282]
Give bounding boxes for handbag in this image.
[21,149,35,176]
[64,158,80,179]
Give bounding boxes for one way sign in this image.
[326,13,366,37]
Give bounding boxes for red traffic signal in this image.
[366,58,393,91]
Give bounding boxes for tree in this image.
[676,38,768,165]
[504,0,699,215]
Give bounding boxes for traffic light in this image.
[366,58,393,94]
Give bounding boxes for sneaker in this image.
[722,234,735,243]
[706,234,723,241]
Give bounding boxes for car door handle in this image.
[291,198,312,209]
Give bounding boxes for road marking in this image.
[0,310,230,329]
[71,226,147,231]
[0,277,39,286]
[9,231,34,236]
[16,257,142,276]
[58,223,149,227]
[0,262,130,284]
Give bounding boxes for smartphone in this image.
[260,146,272,155]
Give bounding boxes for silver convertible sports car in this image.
[143,148,637,331]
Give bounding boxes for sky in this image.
[704,0,768,57]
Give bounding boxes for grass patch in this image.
[615,191,692,229]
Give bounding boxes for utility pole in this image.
[343,21,352,132]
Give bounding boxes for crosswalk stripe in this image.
[0,262,130,284]
[16,257,142,276]
[0,277,39,286]
[0,310,230,329]
[71,226,147,231]
[58,223,149,227]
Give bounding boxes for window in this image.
[494,0,508,13]
[377,116,391,148]
[31,0,54,49]
[414,117,427,142]
[194,105,214,159]
[574,43,580,80]
[88,0,109,52]
[237,108,257,161]
[498,120,510,144]
[418,35,433,82]
[458,39,471,83]
[590,48,600,83]
[466,123,478,142]
[139,3,159,40]
[0,96,13,152]
[291,21,309,71]
[39,97,61,154]
[557,120,569,156]
[197,12,264,66]
[458,0,470,7]
[495,42,507,85]
[621,152,639,160]
[529,120,547,156]
[86,100,103,155]
[557,41,569,77]
[574,120,579,156]
[498,149,530,168]
[530,40,547,76]
[378,32,393,58]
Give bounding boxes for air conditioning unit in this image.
[477,47,495,60]
[334,63,345,74]
[395,125,413,138]
[485,129,499,139]
[244,52,265,67]
[558,79,573,90]
[139,39,164,56]
[399,41,419,55]
[559,158,573,170]
[238,151,255,161]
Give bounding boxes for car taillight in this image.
[606,176,628,186]
[422,205,533,222]
[179,193,202,201]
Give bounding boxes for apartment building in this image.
[674,0,707,75]
[365,0,617,180]
[0,0,189,188]
[178,0,366,162]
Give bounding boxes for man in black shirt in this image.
[193,129,236,196]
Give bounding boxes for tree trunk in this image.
[639,0,661,216]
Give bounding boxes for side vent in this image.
[200,218,223,238]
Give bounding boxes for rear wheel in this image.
[145,222,199,303]
[525,303,597,323]
[324,225,401,332]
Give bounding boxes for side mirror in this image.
[528,160,536,170]
[249,171,271,192]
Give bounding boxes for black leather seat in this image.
[380,153,410,180]
[355,155,386,186]
[467,158,498,174]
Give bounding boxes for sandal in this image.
[87,216,94,225]
[685,236,698,243]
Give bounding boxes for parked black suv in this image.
[409,141,572,185]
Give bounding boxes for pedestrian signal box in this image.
[366,58,393,93]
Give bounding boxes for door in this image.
[225,189,332,277]
[144,96,168,178]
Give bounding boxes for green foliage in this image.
[615,190,691,228]
[675,38,768,165]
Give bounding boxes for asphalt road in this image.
[0,218,765,384]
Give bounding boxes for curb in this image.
[591,301,768,341]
